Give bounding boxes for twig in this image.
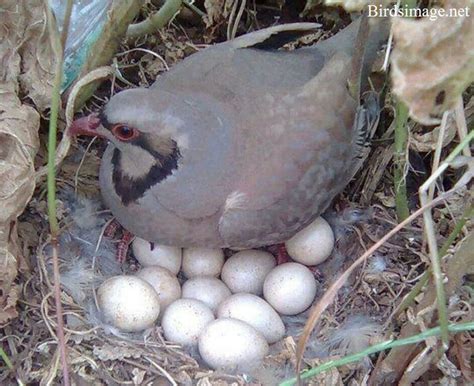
[126,0,183,39]
[394,100,410,221]
[230,0,247,40]
[74,136,97,196]
[428,111,450,201]
[454,96,471,157]
[116,47,169,71]
[438,204,473,258]
[381,22,393,72]
[418,129,474,348]
[35,66,114,181]
[295,186,463,382]
[0,347,13,370]
[183,0,206,18]
[389,202,473,322]
[227,0,240,41]
[46,0,73,384]
[145,358,178,386]
[282,321,474,385]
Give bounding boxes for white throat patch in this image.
[119,145,156,179]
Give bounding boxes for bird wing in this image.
[144,24,333,221]
[217,52,358,246]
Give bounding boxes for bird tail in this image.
[326,13,390,178]
[350,90,381,179]
[315,13,390,99]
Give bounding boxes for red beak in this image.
[68,113,104,138]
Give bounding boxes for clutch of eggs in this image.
[97,216,333,369]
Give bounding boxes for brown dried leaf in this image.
[372,232,474,383]
[310,0,388,12]
[203,0,235,27]
[0,94,40,224]
[453,332,473,382]
[18,1,56,111]
[391,0,474,124]
[399,347,435,384]
[411,92,474,154]
[306,358,344,386]
[131,368,146,385]
[323,0,371,12]
[93,343,142,361]
[410,115,457,153]
[0,0,47,324]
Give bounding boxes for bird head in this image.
[69,88,184,204]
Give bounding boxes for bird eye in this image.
[112,124,138,141]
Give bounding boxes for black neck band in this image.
[111,142,181,206]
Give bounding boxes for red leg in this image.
[116,230,135,263]
[272,243,323,279]
[276,243,291,265]
[307,265,324,280]
[104,219,121,238]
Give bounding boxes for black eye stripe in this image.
[98,110,110,128]
[111,142,181,205]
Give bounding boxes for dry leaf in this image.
[310,0,388,12]
[372,232,474,383]
[306,358,344,386]
[0,0,49,324]
[452,332,473,382]
[203,0,235,27]
[391,0,474,124]
[323,0,372,12]
[410,115,457,153]
[18,1,57,111]
[132,368,146,385]
[93,343,142,361]
[1,0,141,324]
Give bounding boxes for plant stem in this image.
[394,203,473,317]
[438,204,473,258]
[418,129,474,347]
[126,0,183,39]
[47,0,73,384]
[183,0,206,18]
[0,348,13,370]
[394,100,410,221]
[281,321,474,385]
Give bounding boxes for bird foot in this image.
[116,230,135,263]
[307,265,323,280]
[104,219,135,263]
[276,243,291,265]
[274,243,323,279]
[104,219,121,238]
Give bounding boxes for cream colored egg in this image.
[161,299,214,346]
[199,318,269,370]
[285,217,334,266]
[97,276,160,332]
[217,293,285,344]
[132,237,182,274]
[221,250,276,295]
[135,266,181,311]
[182,277,231,312]
[263,263,317,315]
[182,248,224,278]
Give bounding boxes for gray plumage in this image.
[72,17,388,248]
